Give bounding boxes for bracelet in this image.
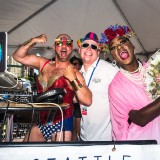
[70,78,83,91]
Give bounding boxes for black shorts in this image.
[73,103,82,118]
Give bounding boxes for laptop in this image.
[0,32,22,91]
[0,32,7,72]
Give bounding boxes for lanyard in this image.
[87,58,100,87]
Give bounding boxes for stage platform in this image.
[0,140,158,160]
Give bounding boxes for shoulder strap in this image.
[40,60,50,72]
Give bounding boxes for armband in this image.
[70,78,83,91]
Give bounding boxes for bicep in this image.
[15,54,42,69]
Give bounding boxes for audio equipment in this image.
[0,91,34,103]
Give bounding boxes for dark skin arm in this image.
[129,97,160,127]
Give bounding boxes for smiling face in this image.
[109,36,137,69]
[53,34,73,62]
[79,39,100,65]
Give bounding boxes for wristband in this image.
[70,78,83,91]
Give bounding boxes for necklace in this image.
[120,61,145,84]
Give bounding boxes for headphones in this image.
[34,88,66,104]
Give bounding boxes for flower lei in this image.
[99,24,134,53]
[144,49,160,100]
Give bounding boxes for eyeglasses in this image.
[110,38,128,51]
[73,62,79,66]
[55,36,73,47]
[55,41,73,47]
[82,43,98,50]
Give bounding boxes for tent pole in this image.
[112,0,148,55]
[8,0,58,34]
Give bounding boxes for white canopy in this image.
[0,0,159,59]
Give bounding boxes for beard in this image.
[55,52,71,62]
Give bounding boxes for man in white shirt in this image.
[78,32,118,141]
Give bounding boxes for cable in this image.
[25,103,35,142]
[0,99,10,142]
[16,78,24,91]
[0,99,65,142]
[54,103,64,142]
[29,102,64,141]
[0,72,21,89]
[7,100,35,142]
[112,140,116,152]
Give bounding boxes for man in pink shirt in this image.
[100,24,160,144]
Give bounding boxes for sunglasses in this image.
[73,62,79,66]
[55,41,72,47]
[82,43,98,50]
[55,36,73,47]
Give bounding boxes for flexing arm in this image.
[63,65,92,106]
[12,34,47,69]
[129,97,160,127]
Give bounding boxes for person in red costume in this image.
[13,34,92,142]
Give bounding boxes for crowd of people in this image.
[12,24,160,144]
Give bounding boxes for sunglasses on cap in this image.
[82,43,99,50]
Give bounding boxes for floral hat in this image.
[99,24,134,52]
